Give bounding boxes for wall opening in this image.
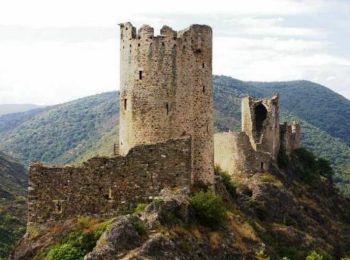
[254,104,267,138]
[139,71,143,80]
[202,63,205,68]
[260,162,264,171]
[166,103,169,115]
[124,99,127,110]
[54,200,62,214]
[202,85,206,93]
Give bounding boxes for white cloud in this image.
[0,0,349,104]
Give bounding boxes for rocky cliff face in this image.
[11,161,350,260]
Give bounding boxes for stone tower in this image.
[119,22,214,184]
[241,94,280,159]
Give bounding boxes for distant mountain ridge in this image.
[0,76,349,193]
[0,104,41,116]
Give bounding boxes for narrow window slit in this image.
[124,99,127,110]
[139,71,143,80]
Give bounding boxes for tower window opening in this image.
[260,162,264,171]
[202,85,206,93]
[124,99,127,110]
[139,71,143,80]
[202,63,205,68]
[254,104,267,138]
[166,103,169,115]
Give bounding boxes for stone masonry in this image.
[214,95,300,176]
[28,137,191,226]
[119,23,214,184]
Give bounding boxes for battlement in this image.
[119,22,214,185]
[120,22,212,41]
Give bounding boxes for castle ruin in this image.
[214,95,300,175]
[119,22,214,184]
[26,22,301,227]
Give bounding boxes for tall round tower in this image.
[119,22,214,184]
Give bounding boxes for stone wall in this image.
[27,137,191,226]
[214,132,271,176]
[280,122,301,156]
[119,22,214,184]
[241,94,280,160]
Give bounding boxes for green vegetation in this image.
[0,213,25,258]
[306,250,331,260]
[215,165,236,197]
[132,219,147,236]
[133,203,147,214]
[46,218,111,260]
[189,191,226,229]
[291,148,334,184]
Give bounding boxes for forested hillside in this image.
[0,152,27,258]
[0,76,349,194]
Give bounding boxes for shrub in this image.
[292,148,335,185]
[278,147,289,169]
[317,158,334,180]
[306,251,323,260]
[134,203,147,214]
[132,220,147,236]
[217,166,236,197]
[291,148,320,184]
[47,219,112,260]
[189,191,226,229]
[47,243,81,260]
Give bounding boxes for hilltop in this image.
[11,154,350,259]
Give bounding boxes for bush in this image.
[278,147,289,169]
[291,148,320,184]
[47,219,112,260]
[216,165,236,197]
[132,220,147,236]
[134,203,147,214]
[306,251,324,260]
[189,191,226,229]
[47,243,81,260]
[317,158,334,180]
[292,148,335,185]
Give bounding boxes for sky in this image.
[0,0,349,105]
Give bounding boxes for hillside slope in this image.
[11,156,350,259]
[248,80,350,146]
[0,152,27,258]
[0,76,349,190]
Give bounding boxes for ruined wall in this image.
[241,94,280,160]
[119,22,214,184]
[28,137,191,226]
[214,132,271,176]
[280,122,301,156]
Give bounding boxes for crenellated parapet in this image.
[119,22,214,185]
